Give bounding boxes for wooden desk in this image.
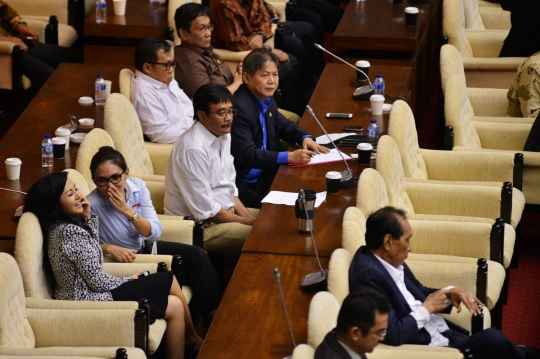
[0,63,126,243]
[242,63,411,256]
[198,253,329,358]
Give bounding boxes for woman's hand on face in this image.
[107,186,133,218]
[108,244,137,263]
[81,196,92,219]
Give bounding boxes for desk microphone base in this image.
[340,171,355,189]
[301,270,328,292]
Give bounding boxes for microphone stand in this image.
[314,43,375,100]
[299,189,328,292]
[306,106,354,189]
[274,268,296,359]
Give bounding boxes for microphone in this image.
[314,43,375,100]
[299,189,328,292]
[274,268,296,359]
[306,106,354,189]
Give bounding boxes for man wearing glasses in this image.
[164,83,258,257]
[131,37,193,144]
[349,207,540,358]
[315,288,389,359]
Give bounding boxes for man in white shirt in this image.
[131,37,194,144]
[164,83,258,257]
[349,207,539,359]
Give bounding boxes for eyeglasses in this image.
[147,61,177,71]
[93,171,125,187]
[209,108,237,118]
[189,24,214,34]
[369,327,387,337]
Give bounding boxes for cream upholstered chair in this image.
[13,211,173,355]
[0,253,146,359]
[76,128,200,246]
[462,0,510,30]
[444,74,540,205]
[443,0,523,89]
[0,42,30,91]
[103,93,172,182]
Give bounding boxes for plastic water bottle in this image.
[368,119,379,149]
[96,0,107,24]
[41,134,53,168]
[373,74,385,95]
[95,74,106,105]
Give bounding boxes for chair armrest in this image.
[462,56,524,70]
[473,121,530,150]
[103,262,158,277]
[0,40,16,54]
[24,18,48,44]
[478,7,511,30]
[0,346,147,359]
[467,87,508,116]
[473,116,535,124]
[405,181,502,220]
[372,345,463,358]
[25,297,139,310]
[104,254,173,268]
[452,147,540,166]
[144,180,166,214]
[159,219,195,245]
[14,0,70,24]
[130,173,166,182]
[145,142,173,176]
[465,30,507,57]
[418,148,515,182]
[292,344,315,359]
[440,304,492,332]
[27,308,136,347]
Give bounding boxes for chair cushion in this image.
[463,0,485,29]
[148,319,167,354]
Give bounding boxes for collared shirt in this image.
[164,121,238,221]
[337,339,363,359]
[374,255,450,347]
[131,70,194,144]
[0,1,22,37]
[174,42,234,99]
[87,177,162,251]
[507,51,540,118]
[210,0,273,51]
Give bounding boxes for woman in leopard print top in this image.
[24,172,202,359]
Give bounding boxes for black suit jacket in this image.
[348,247,468,346]
[231,84,310,183]
[315,332,367,359]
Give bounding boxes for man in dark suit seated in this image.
[231,48,329,208]
[349,206,540,359]
[315,288,389,359]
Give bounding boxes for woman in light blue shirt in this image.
[87,146,222,336]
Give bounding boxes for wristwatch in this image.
[129,213,140,224]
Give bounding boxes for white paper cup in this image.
[55,127,71,149]
[370,94,385,115]
[105,80,112,99]
[113,0,127,16]
[5,158,22,180]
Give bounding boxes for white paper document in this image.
[290,148,352,167]
[261,191,327,208]
[315,133,353,145]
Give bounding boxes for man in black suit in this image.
[231,48,329,208]
[315,288,389,359]
[349,206,539,359]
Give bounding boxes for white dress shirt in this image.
[164,121,238,221]
[374,255,451,347]
[337,339,364,359]
[131,70,194,144]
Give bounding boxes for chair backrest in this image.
[104,93,154,175]
[443,0,474,58]
[462,0,485,29]
[76,128,117,192]
[64,169,91,197]
[375,136,416,213]
[327,248,353,306]
[14,213,55,300]
[440,44,467,94]
[306,291,341,349]
[355,168,391,218]
[387,100,429,180]
[0,253,35,348]
[168,0,204,45]
[342,206,368,255]
[444,75,482,148]
[119,68,134,100]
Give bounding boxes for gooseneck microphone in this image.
[299,189,328,291]
[274,268,296,359]
[313,43,374,100]
[306,105,354,189]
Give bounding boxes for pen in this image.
[295,144,315,157]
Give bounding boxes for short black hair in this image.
[243,48,280,76]
[365,207,407,250]
[193,83,232,121]
[134,37,172,72]
[335,288,390,336]
[174,3,210,32]
[90,146,128,178]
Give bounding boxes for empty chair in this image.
[462,0,510,30]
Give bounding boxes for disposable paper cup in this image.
[55,127,71,149]
[52,137,66,159]
[355,60,370,80]
[370,94,385,115]
[113,0,127,16]
[5,158,22,180]
[325,171,342,194]
[357,143,373,165]
[105,80,112,99]
[405,7,419,26]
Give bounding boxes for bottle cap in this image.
[370,119,377,123]
[377,74,383,77]
[98,74,104,78]
[44,134,51,139]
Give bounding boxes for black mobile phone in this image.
[342,126,364,132]
[141,271,150,277]
[326,113,353,119]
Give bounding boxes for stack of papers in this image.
[290,148,352,167]
[261,191,327,208]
